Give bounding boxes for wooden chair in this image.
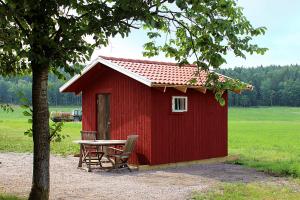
[106,135,138,172]
[81,131,104,172]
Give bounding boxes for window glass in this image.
[172,96,187,112]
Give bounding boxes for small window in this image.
[172,96,188,112]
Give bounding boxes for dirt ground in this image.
[0,153,295,200]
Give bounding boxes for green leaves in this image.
[49,122,69,143]
[24,128,33,137]
[0,104,14,112]
[143,42,159,57]
[204,71,251,106]
[209,54,227,68]
[143,0,267,72]
[22,110,32,117]
[19,94,69,142]
[19,95,33,138]
[215,91,226,106]
[147,32,161,39]
[176,0,187,9]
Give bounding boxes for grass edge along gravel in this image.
[0,193,25,200]
[192,182,300,200]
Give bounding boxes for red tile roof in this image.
[60,56,252,93]
[101,56,224,87]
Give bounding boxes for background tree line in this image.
[219,64,300,107]
[0,74,81,106]
[0,64,299,107]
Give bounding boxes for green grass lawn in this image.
[192,183,300,200]
[229,107,300,177]
[1,106,300,177]
[0,106,81,155]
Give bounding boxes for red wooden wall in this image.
[81,64,152,164]
[79,63,228,165]
[151,88,228,165]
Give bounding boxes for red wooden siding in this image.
[81,64,152,164]
[80,63,228,165]
[151,88,228,165]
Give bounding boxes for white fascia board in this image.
[59,58,101,93]
[59,74,80,92]
[59,57,153,93]
[97,57,152,87]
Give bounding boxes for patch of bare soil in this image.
[0,153,297,200]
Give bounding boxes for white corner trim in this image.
[59,57,153,93]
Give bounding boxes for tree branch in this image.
[157,12,201,67]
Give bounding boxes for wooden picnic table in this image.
[73,140,127,170]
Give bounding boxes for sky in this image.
[91,0,300,68]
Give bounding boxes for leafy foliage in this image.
[0,103,13,112]
[204,71,250,105]
[49,122,69,142]
[143,0,267,69]
[18,94,33,137]
[19,94,69,142]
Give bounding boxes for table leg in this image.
[78,144,83,167]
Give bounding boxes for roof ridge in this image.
[99,56,197,67]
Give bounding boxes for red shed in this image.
[60,56,241,165]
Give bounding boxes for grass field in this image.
[0,106,300,177]
[229,107,300,177]
[0,106,81,155]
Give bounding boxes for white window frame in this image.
[172,96,188,112]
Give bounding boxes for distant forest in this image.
[0,65,299,107]
[219,65,300,107]
[0,74,81,106]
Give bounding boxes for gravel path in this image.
[0,153,294,200]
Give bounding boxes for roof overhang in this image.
[59,57,152,93]
[151,84,207,94]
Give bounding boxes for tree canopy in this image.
[1,0,266,76]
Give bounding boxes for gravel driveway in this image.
[0,153,292,200]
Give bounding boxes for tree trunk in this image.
[29,65,50,200]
